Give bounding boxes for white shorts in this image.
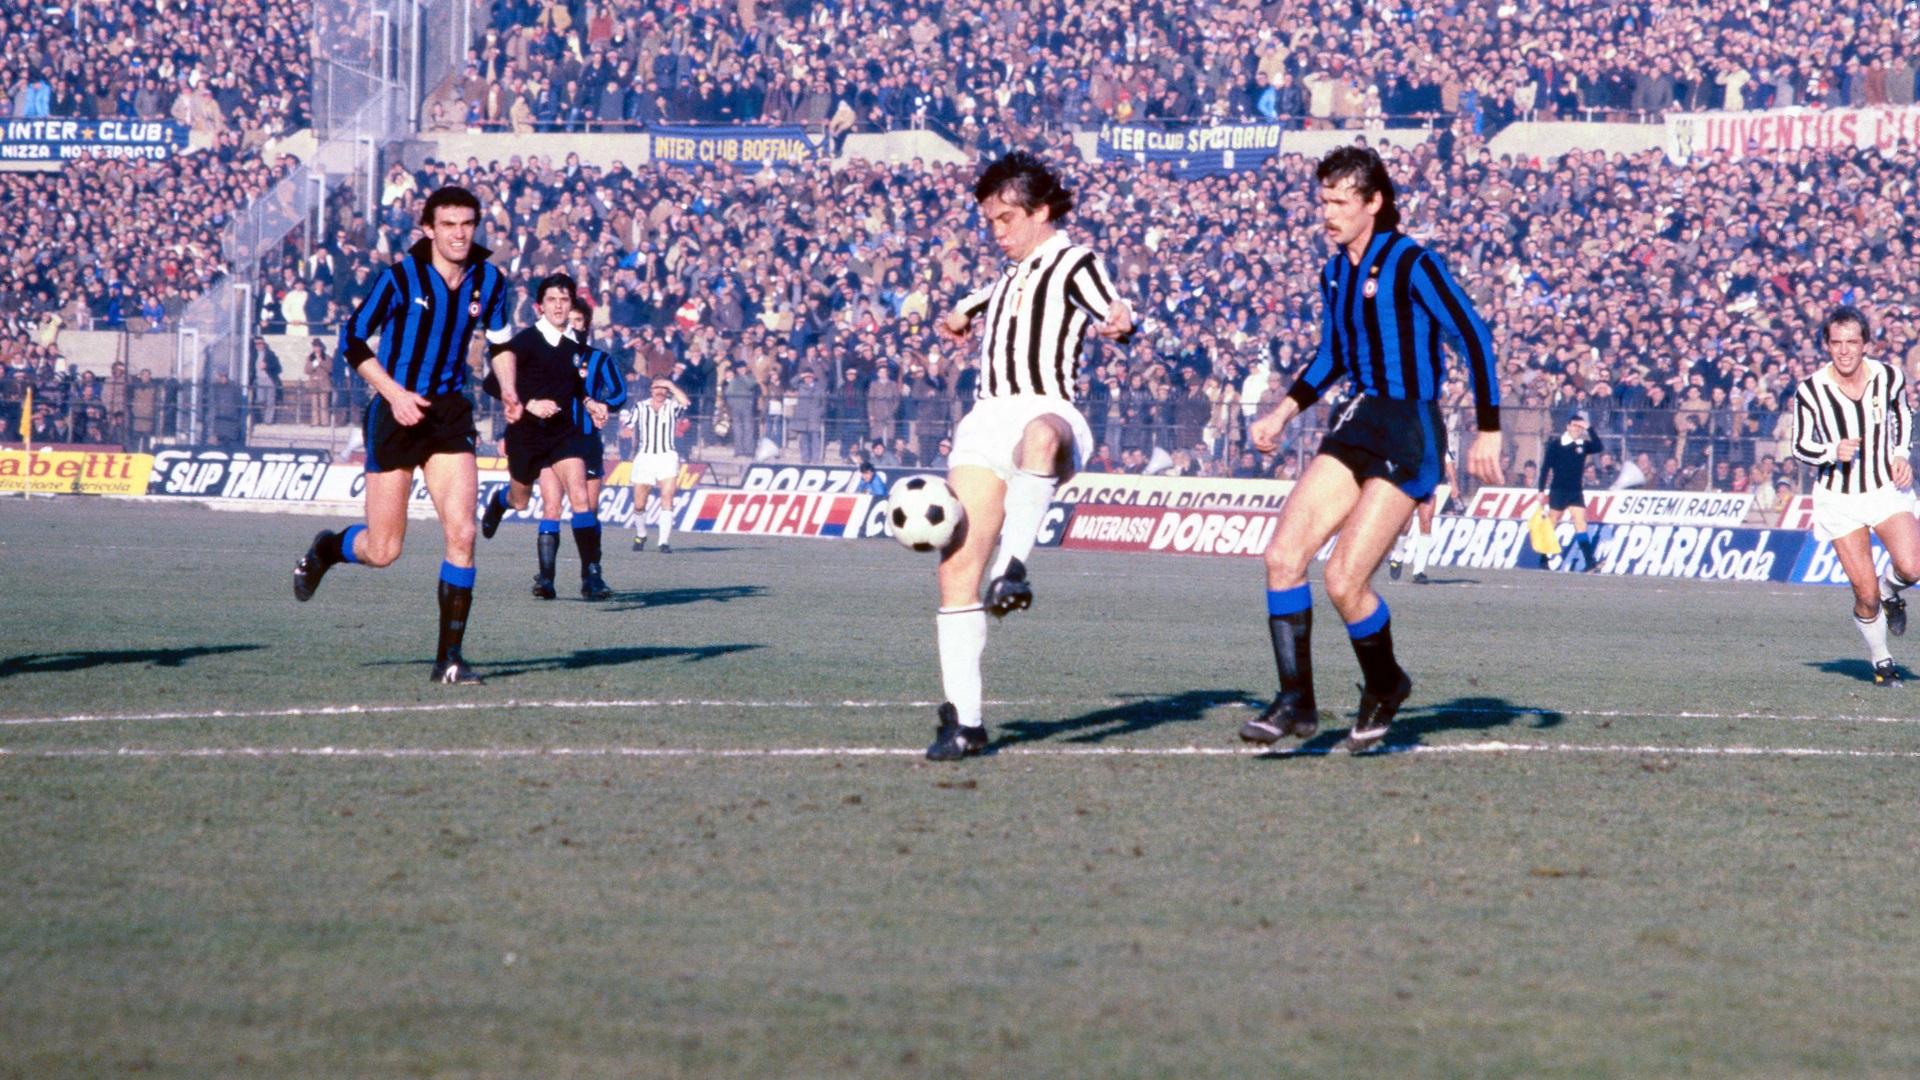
[948,395,1092,483]
[629,451,681,486]
[1810,484,1915,541]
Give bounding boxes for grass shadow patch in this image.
[1260,694,1565,759]
[603,584,766,612]
[368,643,763,678]
[1806,658,1879,685]
[0,645,264,680]
[991,689,1258,749]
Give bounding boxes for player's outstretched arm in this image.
[936,308,971,344]
[491,348,523,424]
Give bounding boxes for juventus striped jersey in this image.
[338,239,512,396]
[622,397,683,455]
[954,231,1126,402]
[1791,360,1912,495]
[571,345,628,439]
[1286,231,1503,432]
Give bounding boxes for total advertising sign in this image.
[684,489,870,538]
[0,450,153,495]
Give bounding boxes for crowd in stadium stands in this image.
[425,0,1920,142]
[8,120,1920,515]
[0,0,310,140]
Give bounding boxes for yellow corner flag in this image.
[18,385,29,442]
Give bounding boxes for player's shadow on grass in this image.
[368,644,762,679]
[1807,659,1880,685]
[990,689,1257,749]
[603,584,766,612]
[1269,695,1566,758]
[0,645,264,680]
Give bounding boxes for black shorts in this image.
[504,418,585,485]
[568,432,605,481]
[1547,489,1584,512]
[364,393,476,474]
[1317,395,1445,500]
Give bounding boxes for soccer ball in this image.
[886,476,964,552]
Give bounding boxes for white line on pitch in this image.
[4,742,1919,761]
[0,698,1047,727]
[4,702,1917,728]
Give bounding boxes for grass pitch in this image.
[4,497,1920,1078]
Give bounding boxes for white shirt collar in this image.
[1017,230,1071,270]
[535,317,575,346]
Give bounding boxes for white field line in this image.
[2,700,1917,728]
[3,741,1919,761]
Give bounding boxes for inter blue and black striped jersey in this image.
[1285,231,1502,432]
[1792,359,1912,496]
[338,239,512,396]
[571,345,628,438]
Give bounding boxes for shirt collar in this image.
[535,317,574,346]
[1016,230,1071,271]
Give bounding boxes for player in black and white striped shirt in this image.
[923,151,1133,761]
[621,377,689,553]
[1790,305,1920,686]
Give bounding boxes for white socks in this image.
[1880,566,1914,602]
[937,606,988,727]
[990,468,1056,579]
[1857,608,1892,664]
[1408,529,1432,577]
[656,498,674,546]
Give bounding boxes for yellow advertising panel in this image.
[0,450,154,495]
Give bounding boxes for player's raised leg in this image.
[1242,454,1358,745]
[928,464,1006,761]
[293,460,413,599]
[1875,510,1920,637]
[422,449,483,684]
[984,414,1073,617]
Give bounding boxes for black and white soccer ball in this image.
[885,476,964,552]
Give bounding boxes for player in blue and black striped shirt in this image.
[291,186,513,685]
[1240,146,1505,754]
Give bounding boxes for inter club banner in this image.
[1666,105,1920,162]
[645,125,825,169]
[0,119,190,163]
[1095,122,1286,177]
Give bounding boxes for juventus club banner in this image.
[644,125,825,169]
[0,119,190,163]
[1095,122,1286,177]
[1666,105,1920,162]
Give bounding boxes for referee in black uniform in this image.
[291,186,512,684]
[477,273,608,600]
[1240,146,1504,753]
[1537,410,1604,570]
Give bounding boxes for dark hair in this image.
[973,151,1074,221]
[419,185,481,228]
[535,273,578,303]
[1821,304,1870,343]
[571,296,594,319]
[1316,146,1401,233]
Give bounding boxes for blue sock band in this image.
[537,519,561,534]
[571,510,599,531]
[1266,585,1312,617]
[1346,600,1390,640]
[339,524,365,565]
[440,561,476,589]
